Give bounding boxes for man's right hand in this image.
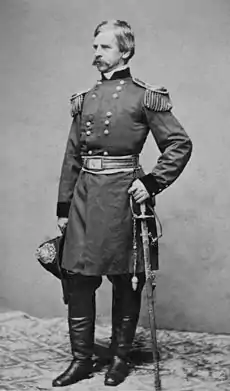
[57,217,68,233]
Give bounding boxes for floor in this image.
[0,311,230,391]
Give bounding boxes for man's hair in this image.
[94,20,135,63]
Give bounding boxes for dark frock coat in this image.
[56,68,192,276]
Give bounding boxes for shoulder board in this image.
[70,90,89,117]
[132,77,172,112]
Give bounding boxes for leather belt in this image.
[82,155,139,171]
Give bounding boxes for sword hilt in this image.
[140,202,146,214]
[130,198,155,220]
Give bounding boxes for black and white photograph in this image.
[0,1,230,390]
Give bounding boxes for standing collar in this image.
[101,67,131,81]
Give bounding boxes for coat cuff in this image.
[139,174,161,196]
[56,202,71,218]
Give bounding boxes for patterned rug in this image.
[0,311,230,390]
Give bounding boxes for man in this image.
[53,19,192,387]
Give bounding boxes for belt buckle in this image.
[87,157,103,170]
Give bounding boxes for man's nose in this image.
[95,46,103,57]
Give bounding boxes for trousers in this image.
[63,272,146,320]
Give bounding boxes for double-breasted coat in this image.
[56,68,192,276]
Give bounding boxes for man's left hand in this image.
[128,179,150,203]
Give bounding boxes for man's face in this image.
[92,29,126,73]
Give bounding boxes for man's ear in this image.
[122,51,130,61]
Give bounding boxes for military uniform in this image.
[53,67,192,388]
[57,67,192,275]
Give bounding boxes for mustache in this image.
[92,57,109,67]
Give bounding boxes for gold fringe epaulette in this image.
[133,77,172,112]
[70,91,88,117]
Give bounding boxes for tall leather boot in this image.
[52,273,102,387]
[105,314,139,386]
[109,283,123,354]
[52,316,94,387]
[105,273,145,387]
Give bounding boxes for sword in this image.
[140,202,162,391]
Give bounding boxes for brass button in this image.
[88,150,93,155]
[104,119,110,126]
[116,86,122,91]
[104,129,109,135]
[103,151,109,156]
[86,121,91,127]
[106,111,112,117]
[120,80,125,85]
[92,94,96,98]
[86,130,91,136]
[113,93,118,99]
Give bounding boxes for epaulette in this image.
[70,90,89,117]
[132,77,172,112]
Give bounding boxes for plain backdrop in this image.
[1,0,230,333]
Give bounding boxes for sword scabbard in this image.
[140,202,162,390]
